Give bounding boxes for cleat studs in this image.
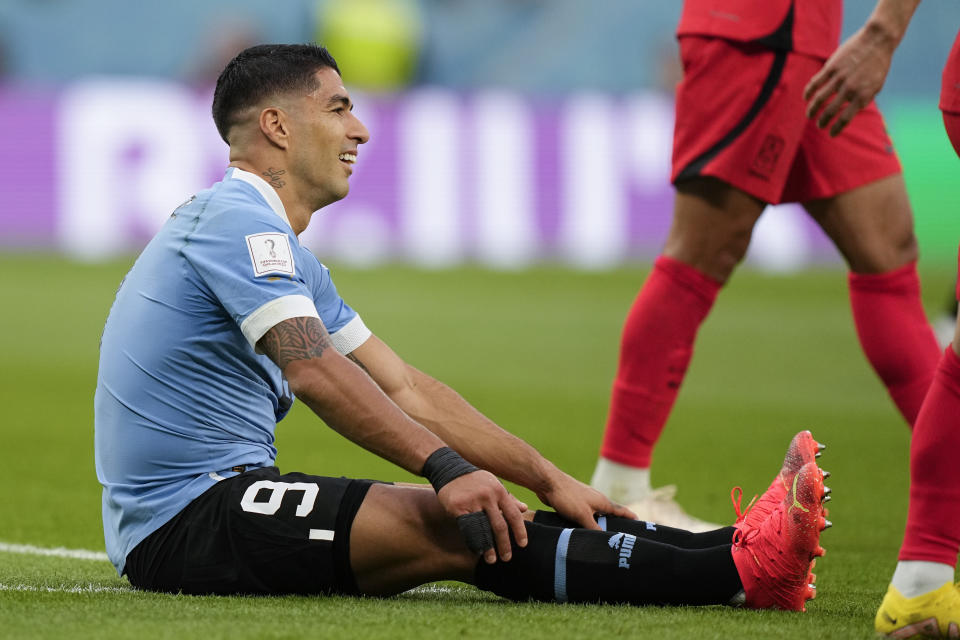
[822,494,832,503]
[817,442,826,452]
[815,451,821,458]
[824,486,831,495]
[824,519,832,529]
[821,469,831,478]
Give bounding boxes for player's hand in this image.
[436,469,528,564]
[803,25,896,136]
[537,471,636,530]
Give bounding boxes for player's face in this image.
[292,67,370,209]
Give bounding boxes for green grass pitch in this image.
[0,253,955,639]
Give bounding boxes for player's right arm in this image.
[804,0,921,135]
[257,315,528,564]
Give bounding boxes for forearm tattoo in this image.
[258,316,332,369]
[262,167,286,189]
[346,352,371,376]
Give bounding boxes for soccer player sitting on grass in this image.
[94,44,828,609]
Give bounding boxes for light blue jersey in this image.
[95,168,371,575]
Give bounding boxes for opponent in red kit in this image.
[804,0,960,638]
[805,2,960,635]
[590,0,941,532]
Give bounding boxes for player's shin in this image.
[898,346,960,567]
[474,521,743,606]
[598,255,721,473]
[532,510,735,549]
[848,261,939,426]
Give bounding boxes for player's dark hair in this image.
[212,44,341,144]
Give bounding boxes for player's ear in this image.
[259,107,290,150]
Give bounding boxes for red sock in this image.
[848,261,940,427]
[899,347,960,566]
[600,255,721,468]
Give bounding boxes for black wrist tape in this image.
[457,511,495,554]
[421,446,479,492]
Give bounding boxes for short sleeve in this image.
[305,254,372,354]
[182,208,319,348]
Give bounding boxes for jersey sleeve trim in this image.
[239,294,320,348]
[330,315,372,355]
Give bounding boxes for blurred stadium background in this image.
[2,2,960,637]
[1,0,959,268]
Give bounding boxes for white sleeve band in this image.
[330,314,372,355]
[240,294,320,348]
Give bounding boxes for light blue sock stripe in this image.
[554,528,574,603]
[597,515,607,531]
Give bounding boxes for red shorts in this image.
[672,36,902,204]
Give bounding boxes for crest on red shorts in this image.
[751,134,785,179]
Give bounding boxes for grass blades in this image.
[0,254,954,639]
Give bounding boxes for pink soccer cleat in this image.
[731,461,829,611]
[732,430,828,532]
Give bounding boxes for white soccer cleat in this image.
[625,485,722,533]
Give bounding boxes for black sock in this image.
[533,510,735,549]
[475,521,743,606]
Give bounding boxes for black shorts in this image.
[125,467,375,596]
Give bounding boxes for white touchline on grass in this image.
[0,583,132,594]
[407,585,457,595]
[0,541,109,562]
[0,582,449,596]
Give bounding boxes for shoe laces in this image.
[730,486,758,526]
[732,522,760,549]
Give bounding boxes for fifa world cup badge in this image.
[245,232,295,277]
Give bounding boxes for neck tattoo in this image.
[263,167,287,189]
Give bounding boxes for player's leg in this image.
[875,287,960,637]
[532,509,736,549]
[803,172,940,426]
[352,471,827,609]
[591,177,764,532]
[125,463,827,608]
[350,484,741,597]
[347,483,478,594]
[350,482,739,602]
[592,37,803,531]
[875,108,960,638]
[793,91,939,428]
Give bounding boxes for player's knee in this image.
[893,230,920,266]
[701,242,750,283]
[715,240,752,280]
[848,229,918,274]
[662,235,748,284]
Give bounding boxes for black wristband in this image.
[421,446,479,492]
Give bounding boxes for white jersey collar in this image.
[227,167,294,232]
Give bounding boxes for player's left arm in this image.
[804,0,921,136]
[345,335,635,528]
